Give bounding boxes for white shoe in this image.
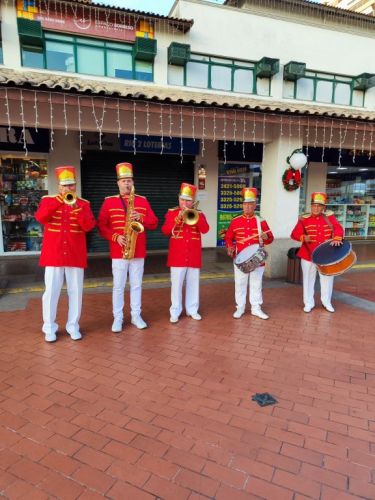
[67,330,82,341]
[323,303,335,313]
[111,319,123,333]
[131,316,148,329]
[170,316,179,323]
[45,332,57,343]
[188,313,202,321]
[233,308,245,319]
[303,305,314,313]
[251,308,269,320]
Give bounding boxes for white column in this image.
[260,128,302,277]
[194,140,218,248]
[1,2,22,68]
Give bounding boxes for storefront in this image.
[0,126,50,254]
[81,133,199,252]
[305,147,375,240]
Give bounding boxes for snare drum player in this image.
[291,192,343,313]
[225,187,274,320]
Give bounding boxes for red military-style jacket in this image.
[225,214,274,267]
[97,194,158,259]
[161,207,210,268]
[291,211,344,261]
[35,195,96,268]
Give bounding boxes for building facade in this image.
[0,0,374,276]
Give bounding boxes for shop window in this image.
[46,41,75,72]
[21,44,44,69]
[316,80,333,103]
[0,157,48,253]
[135,60,153,82]
[296,78,314,101]
[233,68,254,94]
[77,45,105,76]
[186,61,209,88]
[108,50,133,79]
[334,83,351,106]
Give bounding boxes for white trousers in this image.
[170,267,200,318]
[234,264,264,310]
[301,258,334,309]
[42,266,84,336]
[112,258,144,321]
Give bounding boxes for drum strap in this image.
[323,214,334,237]
[256,216,264,248]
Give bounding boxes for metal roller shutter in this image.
[81,151,195,252]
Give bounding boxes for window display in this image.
[0,156,48,253]
[326,204,375,240]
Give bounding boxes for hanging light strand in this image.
[368,123,373,159]
[213,107,216,143]
[223,110,227,164]
[77,96,83,160]
[4,88,11,132]
[321,119,327,162]
[34,90,39,133]
[242,110,246,159]
[169,104,173,140]
[160,103,164,155]
[133,101,137,155]
[49,92,54,152]
[233,109,237,145]
[116,99,121,138]
[352,122,359,163]
[305,116,310,159]
[201,108,206,157]
[180,105,184,164]
[63,93,68,136]
[19,90,28,156]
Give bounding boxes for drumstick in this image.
[237,229,272,245]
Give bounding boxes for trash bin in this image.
[286,247,302,284]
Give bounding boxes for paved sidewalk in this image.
[0,272,374,499]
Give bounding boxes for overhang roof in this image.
[0,67,374,122]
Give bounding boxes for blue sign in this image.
[0,127,49,152]
[119,134,200,155]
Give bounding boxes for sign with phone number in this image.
[217,176,249,246]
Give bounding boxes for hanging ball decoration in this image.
[287,149,308,170]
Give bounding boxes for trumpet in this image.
[63,192,77,205]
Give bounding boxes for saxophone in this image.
[123,186,145,260]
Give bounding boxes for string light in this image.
[160,103,164,155]
[133,100,137,155]
[48,92,54,152]
[34,91,39,133]
[252,112,256,146]
[313,118,318,149]
[4,88,11,131]
[242,110,246,159]
[321,119,327,162]
[233,109,237,145]
[288,116,292,152]
[201,107,206,157]
[328,118,334,149]
[279,114,283,138]
[116,98,121,138]
[180,105,184,164]
[298,116,301,144]
[342,119,349,148]
[146,102,150,136]
[77,96,83,160]
[360,123,366,154]
[338,120,343,167]
[262,113,266,153]
[192,106,195,142]
[169,104,173,140]
[19,90,28,156]
[352,122,359,163]
[305,116,310,160]
[91,96,106,150]
[213,107,216,143]
[368,123,373,160]
[223,110,227,164]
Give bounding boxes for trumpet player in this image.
[35,166,96,342]
[161,183,209,323]
[97,163,158,332]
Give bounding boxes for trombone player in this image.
[162,183,209,323]
[35,166,96,342]
[97,163,158,332]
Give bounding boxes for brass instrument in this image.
[172,202,199,239]
[63,192,77,205]
[123,186,144,260]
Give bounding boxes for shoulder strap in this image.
[255,216,263,247]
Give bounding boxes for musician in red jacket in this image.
[291,191,343,313]
[225,187,274,320]
[161,183,209,323]
[97,163,158,332]
[35,166,96,342]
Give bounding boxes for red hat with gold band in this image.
[55,166,76,185]
[116,162,133,179]
[311,192,327,205]
[241,187,257,203]
[179,182,197,201]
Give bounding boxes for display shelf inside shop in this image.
[326,204,375,240]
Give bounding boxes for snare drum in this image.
[234,244,268,274]
[312,240,356,276]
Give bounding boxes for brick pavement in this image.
[0,275,374,499]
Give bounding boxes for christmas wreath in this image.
[282,166,301,191]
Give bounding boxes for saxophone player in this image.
[161,183,209,323]
[98,163,158,332]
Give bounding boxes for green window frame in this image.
[20,31,154,82]
[287,70,365,107]
[181,53,267,95]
